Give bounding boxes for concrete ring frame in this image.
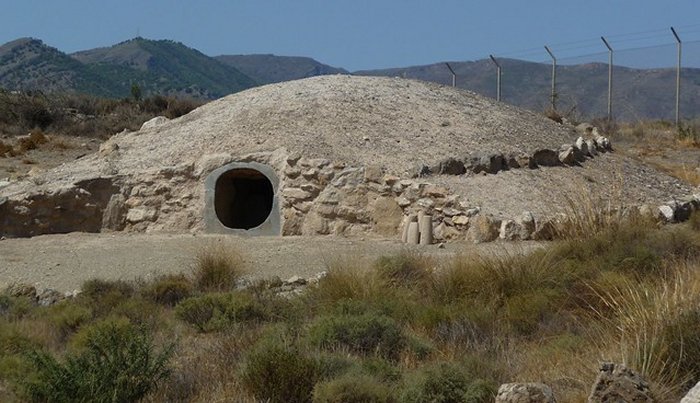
[204,161,281,235]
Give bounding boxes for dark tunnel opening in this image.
[214,168,274,230]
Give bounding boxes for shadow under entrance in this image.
[214,168,274,230]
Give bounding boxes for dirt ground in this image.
[0,232,544,293]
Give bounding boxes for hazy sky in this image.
[1,0,699,70]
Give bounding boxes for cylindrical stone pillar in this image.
[407,221,420,245]
[419,215,433,245]
[402,214,417,243]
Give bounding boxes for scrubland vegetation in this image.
[1,211,700,402]
[0,89,202,158]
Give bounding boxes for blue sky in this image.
[1,0,699,70]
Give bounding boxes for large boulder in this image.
[588,362,653,403]
[466,214,500,243]
[531,149,561,167]
[464,152,505,174]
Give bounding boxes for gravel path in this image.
[0,233,544,293]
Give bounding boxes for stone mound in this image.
[0,75,695,239]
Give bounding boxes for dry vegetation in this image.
[607,119,700,186]
[2,210,700,402]
[0,89,203,147]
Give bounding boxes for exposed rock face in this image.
[0,178,120,237]
[588,363,653,403]
[496,383,556,403]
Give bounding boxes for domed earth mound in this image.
[0,75,694,240]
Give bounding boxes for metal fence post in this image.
[544,46,557,111]
[489,55,502,102]
[671,27,682,126]
[445,63,456,87]
[601,37,614,122]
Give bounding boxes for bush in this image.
[79,278,135,317]
[399,363,496,403]
[20,321,173,403]
[193,244,245,292]
[142,274,193,306]
[80,278,134,300]
[175,292,267,332]
[309,313,405,360]
[374,252,432,288]
[240,336,318,403]
[42,302,92,340]
[313,373,395,403]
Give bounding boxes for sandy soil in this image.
[0,232,544,293]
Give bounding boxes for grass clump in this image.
[313,373,395,403]
[309,312,405,360]
[374,251,432,288]
[20,321,173,403]
[193,244,245,292]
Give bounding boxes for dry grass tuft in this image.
[192,242,246,292]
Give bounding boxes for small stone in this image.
[442,207,460,217]
[285,276,307,286]
[558,145,577,165]
[496,383,556,403]
[140,116,169,130]
[396,197,411,207]
[466,207,481,217]
[658,205,675,222]
[382,174,400,185]
[452,215,469,226]
[585,139,598,156]
[126,207,158,223]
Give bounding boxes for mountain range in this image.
[1,37,699,121]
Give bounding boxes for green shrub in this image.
[399,362,496,403]
[193,244,245,292]
[0,294,35,321]
[374,252,432,288]
[313,373,395,403]
[42,302,92,339]
[81,279,134,299]
[175,292,267,332]
[240,336,318,403]
[20,321,173,403]
[142,274,193,306]
[309,313,405,360]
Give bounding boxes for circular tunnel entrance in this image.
[214,168,274,230]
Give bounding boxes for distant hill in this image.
[0,38,119,96]
[72,38,257,98]
[215,54,347,84]
[2,37,699,120]
[0,37,256,99]
[356,59,700,121]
